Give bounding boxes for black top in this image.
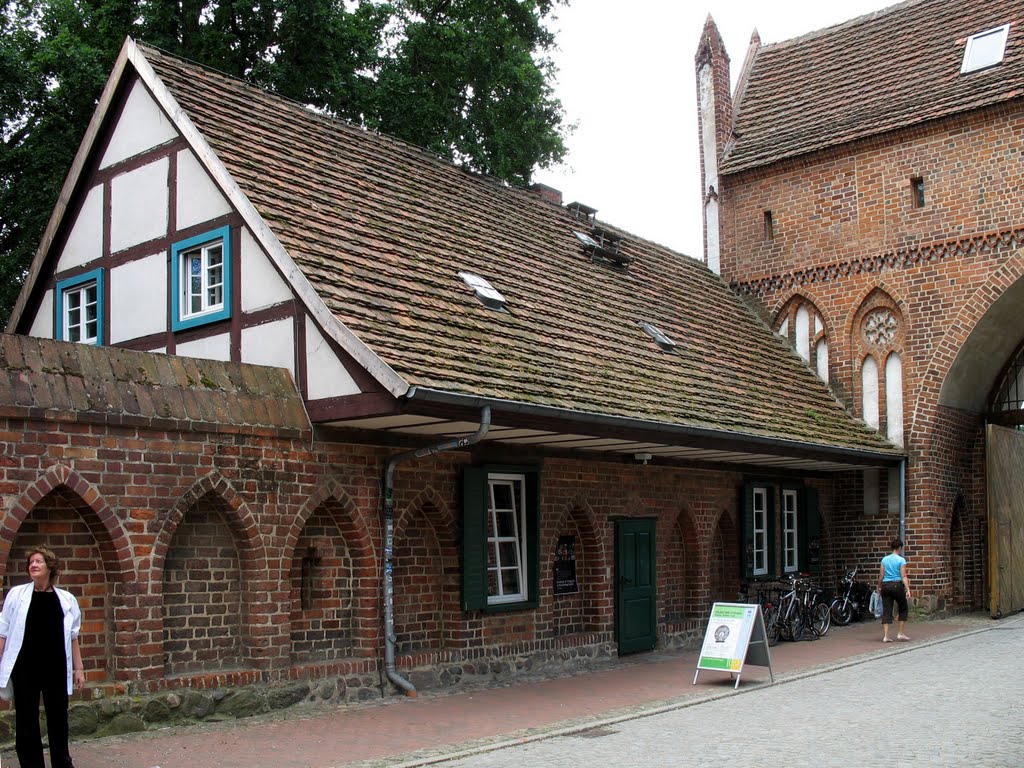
[14,590,65,682]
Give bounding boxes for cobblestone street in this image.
[438,614,1024,768]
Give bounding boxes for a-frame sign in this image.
[693,602,774,689]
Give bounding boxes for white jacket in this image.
[0,582,82,695]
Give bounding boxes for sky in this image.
[531,0,901,260]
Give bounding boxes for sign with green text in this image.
[693,602,773,689]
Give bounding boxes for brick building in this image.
[0,37,904,730]
[696,0,1024,614]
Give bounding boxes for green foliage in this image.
[0,0,570,329]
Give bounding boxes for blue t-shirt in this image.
[881,553,906,582]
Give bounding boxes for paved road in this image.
[437,616,1024,768]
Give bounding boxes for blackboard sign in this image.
[553,535,578,595]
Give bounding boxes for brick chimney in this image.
[528,183,563,206]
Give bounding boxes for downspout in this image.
[381,406,491,697]
[899,458,907,544]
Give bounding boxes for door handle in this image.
[619,576,633,586]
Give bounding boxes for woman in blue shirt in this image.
[878,538,912,642]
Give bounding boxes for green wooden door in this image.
[615,518,657,654]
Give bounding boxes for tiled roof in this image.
[0,334,308,433]
[141,45,898,455]
[722,0,1024,175]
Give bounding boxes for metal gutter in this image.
[381,406,491,696]
[404,387,904,467]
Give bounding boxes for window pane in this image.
[487,569,499,597]
[500,569,520,595]
[494,510,517,538]
[491,482,513,511]
[498,542,519,568]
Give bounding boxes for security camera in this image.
[634,453,653,465]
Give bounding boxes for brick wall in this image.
[718,101,1024,605]
[1,405,873,701]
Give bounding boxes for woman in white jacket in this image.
[0,548,85,768]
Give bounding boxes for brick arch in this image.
[708,506,739,603]
[923,247,1024,426]
[392,486,453,653]
[548,497,606,634]
[284,476,379,658]
[1,463,135,583]
[661,506,701,624]
[842,282,910,342]
[770,287,835,337]
[151,472,268,580]
[283,477,376,568]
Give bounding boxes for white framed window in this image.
[961,24,1010,74]
[752,487,768,576]
[171,226,232,331]
[782,489,799,573]
[486,473,528,604]
[56,268,104,346]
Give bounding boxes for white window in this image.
[486,473,528,603]
[171,226,232,331]
[862,355,880,429]
[961,24,1010,74]
[56,268,104,346]
[181,240,225,319]
[885,353,904,446]
[752,487,768,576]
[783,490,799,573]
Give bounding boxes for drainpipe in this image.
[899,458,907,544]
[381,406,491,697]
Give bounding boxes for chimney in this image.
[528,183,563,205]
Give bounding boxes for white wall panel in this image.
[176,150,231,230]
[241,229,293,312]
[58,185,103,270]
[110,254,167,343]
[305,317,361,399]
[241,319,294,375]
[29,290,53,338]
[176,334,230,362]
[110,159,168,253]
[100,80,178,168]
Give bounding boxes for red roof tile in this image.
[722,0,1024,174]
[140,45,898,455]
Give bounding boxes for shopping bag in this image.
[869,589,883,618]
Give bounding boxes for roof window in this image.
[458,271,506,311]
[640,322,676,351]
[961,24,1010,73]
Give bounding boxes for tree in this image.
[0,0,570,328]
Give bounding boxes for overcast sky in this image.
[531,0,900,260]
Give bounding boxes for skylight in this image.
[641,322,676,351]
[961,24,1010,73]
[458,271,506,311]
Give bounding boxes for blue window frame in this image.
[56,268,104,346]
[171,225,232,331]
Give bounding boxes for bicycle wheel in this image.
[831,598,853,626]
[811,602,831,636]
[764,606,781,646]
[786,606,805,642]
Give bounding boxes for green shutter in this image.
[800,487,822,576]
[524,470,540,610]
[766,489,777,577]
[461,467,488,611]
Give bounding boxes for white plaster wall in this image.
[241,229,293,312]
[816,338,829,383]
[305,317,361,400]
[885,353,904,446]
[176,150,231,230]
[796,305,810,361]
[29,290,53,338]
[241,318,294,375]
[58,185,103,270]
[109,253,167,343]
[101,80,178,169]
[887,467,901,514]
[176,334,230,362]
[862,356,880,429]
[110,159,168,253]
[698,63,720,273]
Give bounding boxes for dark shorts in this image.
[880,581,908,623]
